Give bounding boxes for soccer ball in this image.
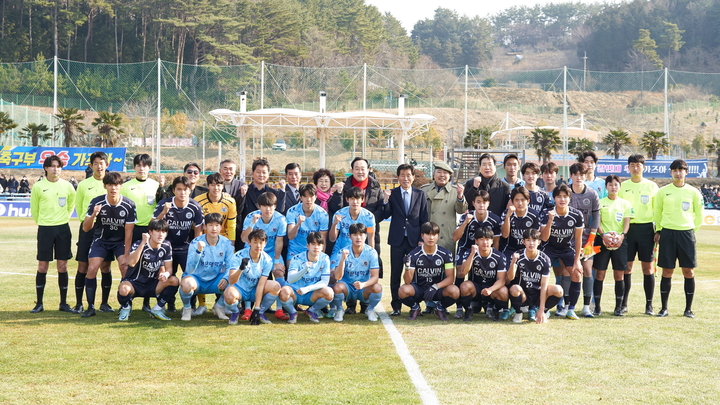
[605,232,621,250]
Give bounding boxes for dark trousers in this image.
[390,237,416,311]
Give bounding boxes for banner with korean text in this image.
[596,159,708,178]
[0,146,126,172]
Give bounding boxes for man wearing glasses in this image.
[157,162,208,201]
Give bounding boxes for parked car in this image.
[272,139,287,151]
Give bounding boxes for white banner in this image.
[702,209,720,226]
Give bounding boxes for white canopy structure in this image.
[209,99,436,175]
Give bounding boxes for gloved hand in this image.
[249,308,261,325]
[423,285,438,302]
[582,234,597,257]
[239,258,250,271]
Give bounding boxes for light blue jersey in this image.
[287,251,331,291]
[586,177,608,199]
[226,247,273,294]
[185,234,235,282]
[331,206,375,257]
[331,244,379,285]
[243,210,287,258]
[286,203,329,257]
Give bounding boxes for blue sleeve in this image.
[223,241,235,272]
[277,215,287,237]
[330,251,341,269]
[286,207,297,225]
[363,211,375,228]
[152,201,164,218]
[369,250,379,270]
[321,255,331,276]
[319,210,329,232]
[242,212,253,230]
[262,254,273,277]
[194,204,204,226]
[185,239,201,275]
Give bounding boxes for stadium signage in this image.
[596,159,708,178]
[0,202,79,218]
[0,146,126,172]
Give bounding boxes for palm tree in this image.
[707,138,720,177]
[529,127,561,164]
[603,129,633,159]
[92,111,125,148]
[0,111,18,141]
[639,130,670,160]
[55,107,87,147]
[465,127,495,149]
[19,123,52,147]
[568,137,595,158]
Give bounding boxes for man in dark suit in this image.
[462,153,510,218]
[281,163,302,215]
[381,163,428,316]
[220,159,247,207]
[237,158,285,250]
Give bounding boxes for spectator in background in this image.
[238,158,285,251]
[313,168,343,255]
[19,176,30,193]
[280,163,302,215]
[6,175,18,193]
[0,173,7,191]
[420,161,466,257]
[556,175,567,186]
[69,177,78,190]
[462,154,510,218]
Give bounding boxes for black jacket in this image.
[463,174,510,218]
[338,175,385,249]
[380,187,428,246]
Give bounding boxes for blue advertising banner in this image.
[0,146,126,172]
[596,159,708,178]
[0,201,78,218]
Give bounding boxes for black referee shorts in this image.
[657,228,697,269]
[37,224,73,262]
[593,240,628,271]
[626,222,655,263]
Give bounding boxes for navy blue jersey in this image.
[514,250,552,292]
[87,195,137,243]
[462,247,507,286]
[455,210,502,251]
[125,239,173,283]
[153,197,204,251]
[406,245,454,287]
[501,208,543,254]
[528,188,554,216]
[542,207,584,251]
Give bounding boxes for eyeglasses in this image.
[186,169,199,175]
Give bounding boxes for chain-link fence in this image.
[2,58,720,178]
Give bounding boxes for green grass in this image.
[2,218,720,404]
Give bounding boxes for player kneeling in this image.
[117,219,179,321]
[180,213,236,321]
[457,227,508,322]
[507,229,563,324]
[224,229,281,325]
[279,232,333,324]
[331,223,382,322]
[399,222,459,321]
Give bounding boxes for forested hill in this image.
[2,0,720,72]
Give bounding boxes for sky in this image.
[365,0,618,32]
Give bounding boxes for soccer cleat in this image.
[333,308,345,322]
[359,303,368,315]
[326,308,336,319]
[287,312,298,324]
[118,307,131,321]
[657,309,669,317]
[99,303,114,313]
[240,309,252,321]
[486,308,495,320]
[498,308,511,321]
[520,306,529,313]
[213,304,229,320]
[142,304,152,313]
[166,301,177,313]
[274,309,290,321]
[645,305,655,316]
[181,307,192,321]
[305,309,320,323]
[390,309,401,316]
[81,306,96,318]
[454,307,464,319]
[30,303,44,313]
[228,312,239,325]
[463,307,474,322]
[582,306,594,318]
[528,308,537,322]
[435,305,448,321]
[345,306,357,315]
[59,303,74,313]
[150,308,171,321]
[408,305,421,321]
[684,310,695,319]
[512,312,523,323]
[367,310,378,322]
[593,307,602,317]
[193,305,208,316]
[555,306,568,317]
[258,313,272,324]
[71,304,84,314]
[613,307,624,316]
[620,306,628,314]
[566,310,580,320]
[422,306,434,315]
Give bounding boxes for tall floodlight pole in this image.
[260,61,265,158]
[397,94,406,165]
[237,91,247,178]
[202,121,206,175]
[318,91,327,168]
[363,63,367,157]
[563,66,569,178]
[157,58,162,174]
[664,67,669,139]
[53,56,58,146]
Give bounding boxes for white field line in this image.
[376,303,439,405]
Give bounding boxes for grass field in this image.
[1,217,720,404]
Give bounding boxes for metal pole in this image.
[260,61,265,158]
[157,58,162,173]
[464,65,468,138]
[664,67,669,139]
[218,141,222,172]
[362,63,367,157]
[53,55,58,146]
[397,95,406,165]
[202,121,206,175]
[563,66,569,178]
